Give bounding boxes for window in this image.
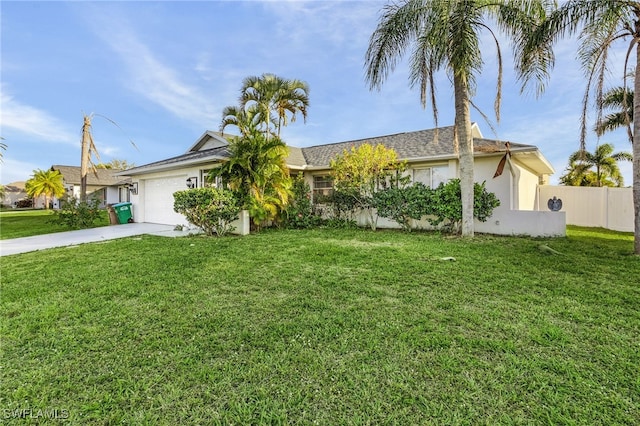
[200,169,222,188]
[413,165,449,188]
[312,175,333,203]
[119,186,130,202]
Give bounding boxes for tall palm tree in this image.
[594,86,634,144]
[25,169,65,210]
[215,108,291,228]
[365,0,553,237]
[560,143,632,187]
[239,73,309,138]
[529,0,640,254]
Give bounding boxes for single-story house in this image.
[1,181,29,208]
[50,165,132,208]
[119,124,566,236]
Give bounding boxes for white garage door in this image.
[144,176,187,225]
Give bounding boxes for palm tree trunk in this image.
[633,47,640,254]
[80,115,90,202]
[454,73,475,237]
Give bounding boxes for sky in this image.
[0,0,634,186]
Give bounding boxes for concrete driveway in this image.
[0,223,193,256]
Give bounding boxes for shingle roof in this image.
[301,126,535,167]
[51,165,129,186]
[123,126,540,175]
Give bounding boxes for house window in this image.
[313,175,333,203]
[201,169,223,188]
[119,186,130,202]
[413,165,449,188]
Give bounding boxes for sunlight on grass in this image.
[1,228,638,424]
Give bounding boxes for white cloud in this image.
[0,88,77,145]
[89,12,218,127]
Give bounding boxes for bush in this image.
[426,179,500,233]
[53,196,102,229]
[284,173,322,229]
[373,182,431,231]
[173,188,240,236]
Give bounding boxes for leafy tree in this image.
[560,143,632,187]
[330,143,407,230]
[529,0,640,253]
[365,0,553,237]
[0,184,5,202]
[96,159,135,170]
[25,169,65,210]
[239,73,309,138]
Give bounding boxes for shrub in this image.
[373,183,431,231]
[426,179,500,233]
[53,196,102,229]
[173,188,240,236]
[284,173,320,229]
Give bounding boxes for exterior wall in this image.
[128,163,226,227]
[538,185,633,232]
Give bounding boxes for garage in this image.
[143,175,187,225]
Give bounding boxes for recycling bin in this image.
[112,202,133,224]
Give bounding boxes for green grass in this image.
[0,209,109,239]
[1,227,638,424]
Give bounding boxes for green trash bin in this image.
[112,202,133,224]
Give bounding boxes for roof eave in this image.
[117,156,228,176]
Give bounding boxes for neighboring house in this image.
[1,181,29,207]
[50,165,132,208]
[119,125,566,236]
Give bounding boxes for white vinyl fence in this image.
[538,185,633,232]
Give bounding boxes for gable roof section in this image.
[186,131,229,152]
[51,165,129,186]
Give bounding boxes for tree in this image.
[25,169,65,210]
[239,73,309,138]
[215,112,292,229]
[365,0,553,237]
[96,159,135,170]
[560,143,632,187]
[595,86,634,139]
[330,143,407,230]
[529,0,640,254]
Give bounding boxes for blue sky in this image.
[1,0,634,186]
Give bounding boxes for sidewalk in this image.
[0,223,191,256]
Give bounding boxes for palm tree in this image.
[25,169,65,210]
[239,73,309,138]
[560,143,632,187]
[215,109,291,229]
[365,0,553,237]
[595,86,634,140]
[529,0,640,254]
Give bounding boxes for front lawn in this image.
[1,228,638,424]
[0,209,109,240]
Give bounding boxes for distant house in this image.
[2,181,29,208]
[50,165,132,208]
[119,124,565,236]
